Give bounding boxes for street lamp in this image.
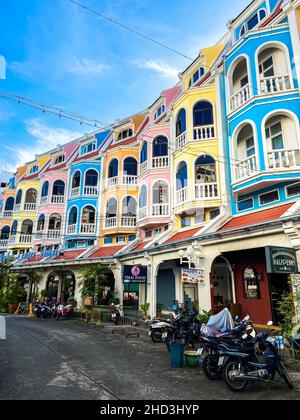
[178,242,204,269]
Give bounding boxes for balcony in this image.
[51,195,65,204]
[195,183,219,200]
[152,204,170,217]
[35,231,44,240]
[139,162,148,176]
[8,235,16,245]
[152,157,169,169]
[14,204,21,212]
[121,216,136,227]
[260,75,291,95]
[175,132,187,150]
[236,156,258,180]
[138,207,147,220]
[0,239,8,248]
[19,235,32,244]
[176,187,188,205]
[40,196,48,205]
[107,177,118,188]
[122,175,137,186]
[67,224,77,235]
[2,211,13,218]
[83,186,98,196]
[80,223,96,234]
[230,84,251,112]
[71,187,80,198]
[105,217,117,229]
[268,149,299,170]
[24,203,36,211]
[47,230,61,239]
[193,125,215,141]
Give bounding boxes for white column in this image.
[287,6,300,86]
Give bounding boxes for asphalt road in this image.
[0,316,300,400]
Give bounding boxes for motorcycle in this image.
[56,302,73,320]
[219,323,294,392]
[111,304,122,325]
[164,310,201,352]
[148,319,173,343]
[34,300,43,318]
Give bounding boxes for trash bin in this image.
[170,342,184,368]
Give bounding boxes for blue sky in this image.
[0,0,250,172]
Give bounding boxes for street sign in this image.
[266,247,299,274]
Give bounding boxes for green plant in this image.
[0,274,26,306]
[80,265,106,297]
[277,280,300,337]
[197,310,212,324]
[40,289,49,298]
[156,303,164,313]
[140,303,150,317]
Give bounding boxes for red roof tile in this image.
[89,246,124,258]
[219,203,294,232]
[106,137,138,150]
[54,250,85,261]
[259,2,283,28]
[44,163,67,173]
[73,150,100,163]
[132,241,151,251]
[165,227,202,244]
[22,255,45,264]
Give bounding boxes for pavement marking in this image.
[22,326,120,400]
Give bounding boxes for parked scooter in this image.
[111,304,122,325]
[56,302,73,320]
[148,319,173,343]
[34,300,43,318]
[164,309,201,352]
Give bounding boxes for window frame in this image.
[81,141,96,156]
[258,189,280,206]
[239,8,267,39]
[285,182,300,199]
[237,197,254,212]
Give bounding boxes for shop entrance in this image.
[210,256,235,314]
[47,273,60,299]
[183,284,199,311]
[269,273,290,325]
[157,268,175,312]
[47,271,76,302]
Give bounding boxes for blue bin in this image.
[170,342,184,368]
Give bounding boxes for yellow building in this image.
[172,45,226,230]
[99,113,148,246]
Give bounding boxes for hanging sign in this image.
[182,268,205,284]
[123,265,148,284]
[266,247,298,274]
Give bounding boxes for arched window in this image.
[122,196,137,216]
[140,142,148,164]
[72,171,81,188]
[195,156,216,183]
[41,181,49,197]
[16,190,22,205]
[153,136,168,157]
[11,221,18,235]
[176,109,187,137]
[21,219,33,235]
[52,180,65,196]
[235,124,256,179]
[85,170,98,186]
[25,189,37,204]
[49,214,61,230]
[153,181,169,204]
[68,207,78,226]
[108,159,118,178]
[82,206,96,224]
[1,226,10,240]
[139,186,147,208]
[193,101,214,127]
[4,197,14,211]
[37,214,45,231]
[106,199,117,217]
[243,266,261,299]
[176,162,188,191]
[123,158,138,176]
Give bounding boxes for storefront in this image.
[123,264,148,313]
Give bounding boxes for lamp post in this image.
[178,241,205,269]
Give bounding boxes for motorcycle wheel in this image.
[56,314,60,321]
[223,360,248,392]
[202,354,222,380]
[42,313,49,319]
[151,330,162,344]
[277,361,294,389]
[36,312,41,318]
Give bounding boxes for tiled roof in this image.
[22,173,39,181]
[132,241,151,251]
[259,1,283,27]
[165,227,202,244]
[44,163,67,173]
[73,150,100,163]
[21,255,45,264]
[106,137,138,150]
[89,246,124,258]
[219,203,294,232]
[54,250,85,261]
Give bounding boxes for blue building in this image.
[64,130,111,251]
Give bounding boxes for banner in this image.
[182,268,205,284]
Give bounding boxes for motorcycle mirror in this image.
[267,321,273,326]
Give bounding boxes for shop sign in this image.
[266,247,298,274]
[0,247,61,263]
[123,265,147,284]
[182,268,205,285]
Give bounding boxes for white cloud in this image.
[0,109,16,122]
[133,59,179,80]
[1,119,83,171]
[66,58,112,76]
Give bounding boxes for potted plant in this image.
[40,289,49,302]
[156,303,164,317]
[140,303,150,320]
[5,274,26,314]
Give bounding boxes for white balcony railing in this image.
[176,187,188,205]
[105,217,117,229]
[40,196,48,205]
[260,75,291,95]
[236,156,258,180]
[268,149,299,169]
[139,161,148,175]
[14,204,21,212]
[193,125,215,141]
[71,187,80,197]
[230,84,251,111]
[35,231,44,240]
[67,224,77,235]
[195,183,219,200]
[175,132,187,149]
[121,216,136,227]
[152,156,169,169]
[0,239,8,248]
[152,204,170,216]
[84,186,98,196]
[3,211,13,218]
[122,175,137,186]
[8,235,16,244]
[138,207,147,220]
[80,223,96,234]
[19,234,32,244]
[47,230,61,239]
[51,195,65,204]
[107,177,118,188]
[24,203,36,211]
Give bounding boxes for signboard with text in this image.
[266,247,299,274]
[182,268,205,285]
[123,265,148,284]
